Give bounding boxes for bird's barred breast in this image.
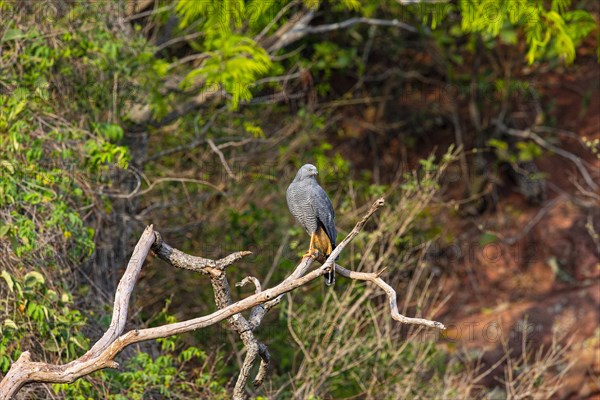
[287,181,318,234]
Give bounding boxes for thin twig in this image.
[207,138,237,181]
[237,277,262,294]
[155,31,204,53]
[124,5,172,22]
[168,53,210,70]
[499,123,598,191]
[255,0,300,43]
[486,195,567,245]
[146,110,222,162]
[105,177,225,199]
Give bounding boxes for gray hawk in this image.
[286,164,337,286]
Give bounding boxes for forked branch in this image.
[0,198,445,399]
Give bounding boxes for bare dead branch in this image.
[269,12,416,52]
[152,231,252,276]
[124,4,171,21]
[128,88,226,132]
[207,270,261,400]
[498,122,599,191]
[145,110,221,162]
[88,225,155,357]
[104,176,225,199]
[296,17,417,35]
[237,276,263,294]
[0,198,445,400]
[397,0,451,4]
[254,343,270,387]
[334,264,445,329]
[261,9,315,52]
[155,31,204,53]
[255,0,300,43]
[207,138,237,181]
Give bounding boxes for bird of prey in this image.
[286,164,337,286]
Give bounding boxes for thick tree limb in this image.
[87,225,155,357]
[152,232,259,399]
[151,231,251,277]
[0,198,445,400]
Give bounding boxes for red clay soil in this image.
[436,58,600,398]
[333,40,599,398]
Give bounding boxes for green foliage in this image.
[0,2,168,396]
[176,0,247,30]
[52,304,228,399]
[488,138,543,164]
[0,118,95,258]
[311,41,361,95]
[52,344,228,400]
[0,2,163,262]
[304,0,362,12]
[0,270,89,373]
[455,0,596,64]
[175,0,274,108]
[414,0,596,64]
[180,33,272,109]
[107,347,223,400]
[313,142,350,186]
[407,2,456,30]
[515,141,543,162]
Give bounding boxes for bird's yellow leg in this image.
[303,233,318,259]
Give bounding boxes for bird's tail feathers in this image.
[324,242,337,286]
[324,270,335,287]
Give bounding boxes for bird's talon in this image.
[302,250,319,260]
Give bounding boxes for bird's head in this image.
[295,164,318,181]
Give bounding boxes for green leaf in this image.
[487,138,508,150]
[563,10,597,42]
[0,160,15,175]
[3,319,18,330]
[243,122,264,138]
[499,29,518,45]
[0,223,11,238]
[96,123,124,142]
[45,339,60,352]
[70,336,88,350]
[479,233,498,246]
[47,290,58,302]
[516,141,542,162]
[23,271,45,287]
[1,270,14,292]
[0,355,11,373]
[1,28,25,42]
